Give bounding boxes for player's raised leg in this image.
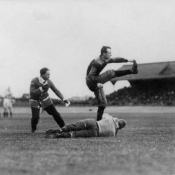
[96,60,138,84]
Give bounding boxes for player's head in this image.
[113,118,126,130]
[118,119,127,130]
[40,67,50,80]
[100,46,111,59]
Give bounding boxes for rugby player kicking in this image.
[86,46,138,121]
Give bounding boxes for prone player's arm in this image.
[30,79,42,96]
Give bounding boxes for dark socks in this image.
[45,104,65,128]
[115,70,131,77]
[97,106,105,121]
[31,118,39,131]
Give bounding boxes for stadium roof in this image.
[111,61,175,84]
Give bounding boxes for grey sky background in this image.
[0,0,175,98]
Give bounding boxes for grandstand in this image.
[108,61,175,106]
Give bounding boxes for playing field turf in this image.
[0,106,175,175]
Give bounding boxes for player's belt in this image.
[42,96,50,101]
[29,99,40,108]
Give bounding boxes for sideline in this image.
[0,106,175,114]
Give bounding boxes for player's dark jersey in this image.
[86,57,128,77]
[86,58,108,76]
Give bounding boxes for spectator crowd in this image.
[106,87,175,106]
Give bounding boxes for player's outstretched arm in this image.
[109,57,128,63]
[63,99,70,107]
[109,58,136,64]
[50,80,70,107]
[128,60,135,63]
[50,80,64,100]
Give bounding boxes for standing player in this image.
[3,95,15,118]
[29,67,70,134]
[86,46,138,121]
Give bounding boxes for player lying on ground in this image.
[45,113,126,138]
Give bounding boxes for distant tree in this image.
[22,93,30,99]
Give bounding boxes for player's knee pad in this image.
[94,87,107,107]
[106,70,116,77]
[95,70,116,84]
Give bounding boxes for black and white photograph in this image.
[0,0,175,175]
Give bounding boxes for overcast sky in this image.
[0,0,175,98]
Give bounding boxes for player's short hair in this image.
[40,67,49,76]
[118,119,127,130]
[100,46,111,56]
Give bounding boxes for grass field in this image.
[0,106,175,175]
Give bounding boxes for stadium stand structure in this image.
[108,61,175,106]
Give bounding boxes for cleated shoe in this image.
[31,129,36,134]
[45,133,62,139]
[131,60,138,74]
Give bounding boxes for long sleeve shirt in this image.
[86,57,128,77]
[30,77,64,101]
[97,114,119,137]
